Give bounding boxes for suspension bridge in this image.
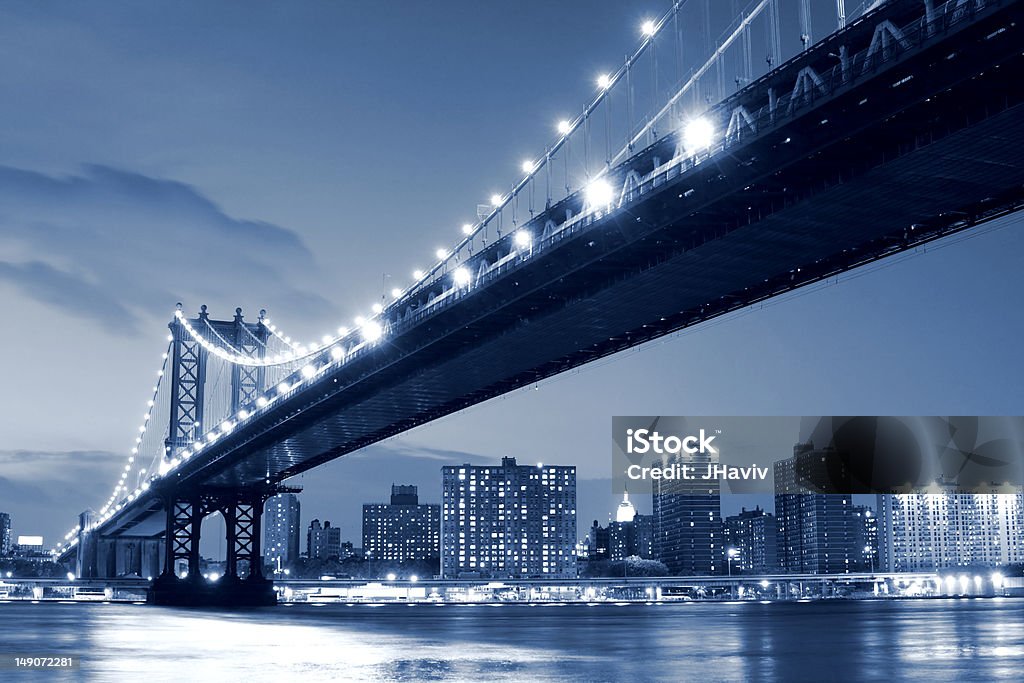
[51,0,1024,605]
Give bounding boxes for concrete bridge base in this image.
[147,574,276,607]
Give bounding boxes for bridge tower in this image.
[150,304,285,606]
[164,304,269,464]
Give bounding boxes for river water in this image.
[0,598,1021,681]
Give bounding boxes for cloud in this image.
[0,450,118,541]
[0,449,117,485]
[0,164,337,332]
[0,260,137,325]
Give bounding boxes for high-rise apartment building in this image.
[362,484,440,562]
[775,443,859,574]
[441,457,576,578]
[608,492,655,560]
[723,506,778,574]
[879,487,1024,571]
[851,504,879,572]
[0,512,10,557]
[653,449,723,575]
[263,494,300,568]
[307,519,342,560]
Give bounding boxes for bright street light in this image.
[557,120,572,135]
[596,73,611,89]
[521,159,535,174]
[462,223,474,235]
[361,320,383,343]
[641,20,657,37]
[490,193,504,207]
[453,267,471,287]
[435,248,448,260]
[584,178,615,208]
[514,230,531,248]
[683,116,716,152]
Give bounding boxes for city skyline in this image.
[10,414,1000,552]
[9,465,1021,580]
[0,447,1006,558]
[4,420,1022,581]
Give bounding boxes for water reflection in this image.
[0,599,1021,681]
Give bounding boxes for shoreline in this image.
[1,594,1020,607]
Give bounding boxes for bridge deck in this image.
[93,0,1024,540]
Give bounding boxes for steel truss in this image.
[160,486,299,581]
[165,304,268,464]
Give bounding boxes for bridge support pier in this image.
[148,486,294,607]
[74,511,163,579]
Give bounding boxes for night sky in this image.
[1,1,1022,552]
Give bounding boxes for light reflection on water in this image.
[1,599,1022,682]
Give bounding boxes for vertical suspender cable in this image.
[584,114,591,178]
[564,136,570,195]
[545,146,551,209]
[605,86,612,166]
[650,36,658,141]
[673,4,683,124]
[774,0,783,64]
[743,13,752,84]
[626,57,635,152]
[800,0,813,49]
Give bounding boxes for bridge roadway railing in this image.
[720,0,1004,149]
[371,0,1010,345]
[352,0,1007,350]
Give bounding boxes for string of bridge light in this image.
[370,4,713,346]
[98,343,169,513]
[51,340,172,553]
[174,6,712,374]
[173,309,366,367]
[56,6,725,554]
[165,24,664,370]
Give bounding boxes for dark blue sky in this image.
[1,1,1022,550]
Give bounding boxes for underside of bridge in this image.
[68,0,1024,605]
